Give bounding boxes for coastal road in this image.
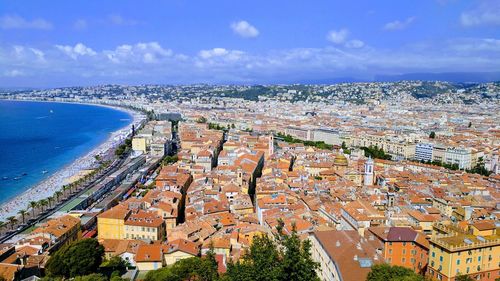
[0,154,130,243]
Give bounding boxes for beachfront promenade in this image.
[0,100,147,240]
[0,153,129,242]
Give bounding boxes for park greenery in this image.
[361,145,392,160]
[145,221,319,281]
[275,132,333,150]
[162,154,179,166]
[115,138,132,157]
[208,122,233,132]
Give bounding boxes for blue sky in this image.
[0,0,499,87]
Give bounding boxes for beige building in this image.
[349,133,416,160]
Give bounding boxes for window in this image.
[389,249,392,254]
[403,249,406,255]
[457,259,460,265]
[432,252,436,258]
[478,257,481,262]
[439,256,443,262]
[402,258,406,263]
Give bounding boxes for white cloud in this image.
[230,20,259,38]
[2,69,24,77]
[0,14,52,30]
[56,43,97,59]
[345,40,365,49]
[461,0,500,27]
[106,42,172,63]
[326,29,349,44]
[384,16,416,30]
[199,48,229,59]
[2,37,500,85]
[450,38,500,52]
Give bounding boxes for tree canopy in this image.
[46,239,105,278]
[145,222,320,281]
[145,250,218,281]
[224,221,319,281]
[366,264,426,281]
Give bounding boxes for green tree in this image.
[197,248,219,281]
[162,155,179,166]
[100,256,128,276]
[429,131,436,139]
[29,200,38,216]
[196,116,207,123]
[7,216,17,229]
[366,264,425,281]
[455,274,474,281]
[18,209,28,224]
[73,274,108,281]
[145,255,218,281]
[225,221,319,281]
[277,223,320,281]
[46,238,105,278]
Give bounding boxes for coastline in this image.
[0,99,145,221]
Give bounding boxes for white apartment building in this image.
[414,143,433,162]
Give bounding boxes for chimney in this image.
[353,255,358,261]
[336,240,341,247]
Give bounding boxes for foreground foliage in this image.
[45,238,126,280]
[145,250,219,281]
[366,264,427,281]
[145,222,319,281]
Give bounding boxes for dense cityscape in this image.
[1,0,500,280]
[0,81,498,281]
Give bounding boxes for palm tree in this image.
[55,190,63,202]
[18,209,28,224]
[39,199,48,212]
[62,185,69,196]
[47,196,54,208]
[7,216,17,230]
[29,201,38,217]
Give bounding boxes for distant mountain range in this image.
[374,72,500,83]
[292,72,500,85]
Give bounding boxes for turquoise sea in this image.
[0,100,132,204]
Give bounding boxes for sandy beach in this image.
[0,102,145,221]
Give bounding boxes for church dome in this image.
[334,154,348,166]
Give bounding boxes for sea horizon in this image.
[0,100,133,206]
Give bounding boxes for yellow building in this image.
[97,206,131,240]
[428,223,500,281]
[124,210,165,241]
[132,137,148,154]
[163,239,198,266]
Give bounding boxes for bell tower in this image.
[364,156,374,185]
